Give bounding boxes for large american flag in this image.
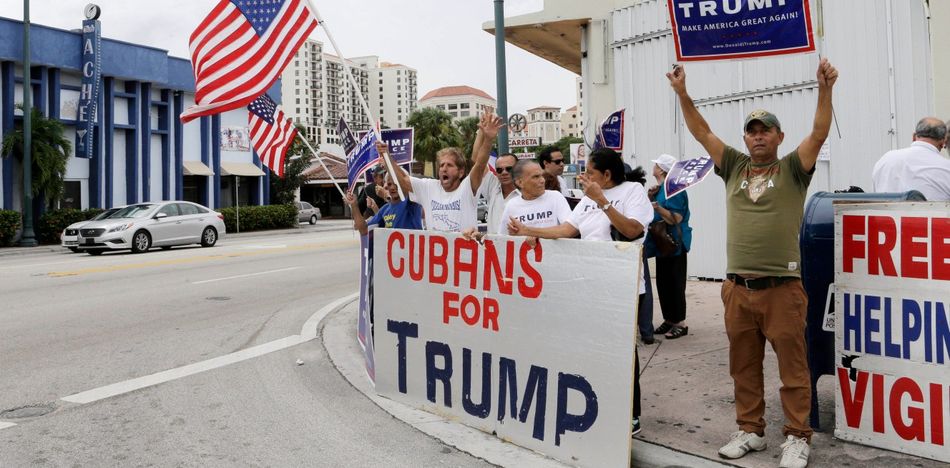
[181,0,318,123]
[248,94,298,178]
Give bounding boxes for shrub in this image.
[0,209,21,246]
[36,208,105,244]
[218,204,297,233]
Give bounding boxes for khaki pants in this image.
[721,278,813,441]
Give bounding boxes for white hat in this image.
[651,154,678,173]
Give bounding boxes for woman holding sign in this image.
[508,147,655,435]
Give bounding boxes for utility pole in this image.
[19,0,37,247]
[493,0,509,155]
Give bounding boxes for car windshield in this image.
[93,208,121,220]
[110,204,156,219]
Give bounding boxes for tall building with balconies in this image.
[351,56,418,129]
[281,40,326,145]
[323,53,371,145]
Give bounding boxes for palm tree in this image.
[455,116,481,160]
[406,108,460,175]
[1,106,71,207]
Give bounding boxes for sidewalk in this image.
[325,280,945,468]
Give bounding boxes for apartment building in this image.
[351,56,418,129]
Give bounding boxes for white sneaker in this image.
[718,431,767,459]
[779,435,810,468]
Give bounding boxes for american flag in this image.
[181,0,318,123]
[248,94,298,178]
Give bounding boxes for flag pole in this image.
[295,133,347,198]
[307,1,405,201]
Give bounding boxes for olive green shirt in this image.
[715,146,814,277]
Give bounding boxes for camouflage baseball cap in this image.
[744,109,781,132]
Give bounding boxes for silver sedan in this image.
[76,201,226,255]
[61,207,122,252]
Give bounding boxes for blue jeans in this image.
[639,257,654,340]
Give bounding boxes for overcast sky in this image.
[9,0,578,115]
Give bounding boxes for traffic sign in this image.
[509,137,541,148]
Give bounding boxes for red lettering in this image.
[890,377,926,442]
[900,217,928,279]
[409,234,425,281]
[838,368,869,429]
[460,295,480,326]
[454,238,479,289]
[443,291,459,324]
[930,383,945,446]
[429,235,449,284]
[518,241,543,299]
[934,217,950,281]
[482,240,514,295]
[868,216,898,277]
[842,215,866,274]
[873,372,885,433]
[482,297,500,332]
[387,231,405,278]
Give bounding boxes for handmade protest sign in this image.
[374,230,641,467]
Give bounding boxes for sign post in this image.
[76,8,102,159]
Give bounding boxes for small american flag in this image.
[181,0,318,123]
[248,94,298,178]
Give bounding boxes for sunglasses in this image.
[551,159,565,165]
[496,166,514,174]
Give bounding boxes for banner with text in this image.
[664,156,715,198]
[347,131,380,190]
[597,109,624,152]
[338,118,358,157]
[834,202,949,463]
[667,0,815,61]
[76,19,102,159]
[374,230,640,467]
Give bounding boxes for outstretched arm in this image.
[469,108,504,193]
[508,217,579,239]
[345,193,369,236]
[667,65,726,167]
[797,58,838,172]
[378,141,412,197]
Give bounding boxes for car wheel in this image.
[309,214,318,225]
[69,247,79,252]
[131,230,152,253]
[201,227,217,247]
[87,249,103,256]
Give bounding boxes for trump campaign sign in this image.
[374,230,641,467]
[668,0,816,61]
[834,202,950,463]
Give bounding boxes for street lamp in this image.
[19,0,37,246]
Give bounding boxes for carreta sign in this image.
[667,0,816,61]
[834,202,950,463]
[374,230,640,467]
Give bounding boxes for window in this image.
[61,181,82,210]
[448,104,457,110]
[436,105,445,110]
[460,103,469,109]
[295,89,300,95]
[177,203,200,215]
[380,94,384,99]
[397,77,401,82]
[296,98,300,104]
[295,79,300,85]
[158,204,180,217]
[380,101,384,107]
[460,111,470,117]
[379,79,383,84]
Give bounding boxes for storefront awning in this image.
[182,160,215,176]
[220,162,266,177]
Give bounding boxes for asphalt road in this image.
[0,226,494,467]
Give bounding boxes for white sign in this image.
[509,137,541,148]
[374,230,640,468]
[834,202,950,463]
[516,152,536,160]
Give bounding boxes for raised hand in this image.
[507,216,525,236]
[666,64,687,96]
[375,141,389,156]
[816,58,838,89]
[344,192,358,207]
[478,107,505,140]
[367,197,379,213]
[578,174,605,203]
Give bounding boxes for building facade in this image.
[351,56,418,129]
[525,106,562,144]
[561,105,581,138]
[0,16,271,217]
[418,86,496,122]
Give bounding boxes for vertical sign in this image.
[76,18,102,159]
[834,202,950,463]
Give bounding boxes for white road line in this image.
[0,422,16,430]
[190,267,301,285]
[60,292,358,405]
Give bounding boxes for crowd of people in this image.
[341,55,948,468]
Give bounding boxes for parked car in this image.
[76,201,226,255]
[61,207,123,252]
[295,201,321,224]
[477,197,488,223]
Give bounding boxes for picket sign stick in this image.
[295,133,347,197]
[307,1,405,201]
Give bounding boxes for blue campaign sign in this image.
[76,19,102,159]
[598,109,624,152]
[358,128,414,166]
[347,131,380,190]
[664,156,714,198]
[338,117,358,157]
[668,0,816,61]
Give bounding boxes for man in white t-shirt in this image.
[479,153,520,233]
[387,110,504,232]
[539,147,570,196]
[498,160,572,235]
[871,117,950,201]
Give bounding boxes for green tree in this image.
[268,126,314,205]
[529,136,584,163]
[455,116,480,160]
[406,108,460,175]
[1,106,71,207]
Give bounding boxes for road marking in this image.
[0,422,16,430]
[190,267,301,285]
[60,292,358,405]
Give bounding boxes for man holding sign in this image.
[667,58,838,468]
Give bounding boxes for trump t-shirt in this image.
[497,191,572,235]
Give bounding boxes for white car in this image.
[76,201,226,255]
[61,207,122,252]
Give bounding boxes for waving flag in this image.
[248,94,298,178]
[337,117,358,156]
[181,0,318,123]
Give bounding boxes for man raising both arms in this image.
[668,58,838,468]
[384,108,504,232]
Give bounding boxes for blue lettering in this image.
[555,373,599,446]
[937,301,950,365]
[902,299,922,360]
[864,295,882,356]
[925,301,933,363]
[498,357,518,423]
[883,297,900,358]
[426,341,453,407]
[462,349,492,419]
[844,293,861,352]
[386,320,418,394]
[495,358,548,441]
